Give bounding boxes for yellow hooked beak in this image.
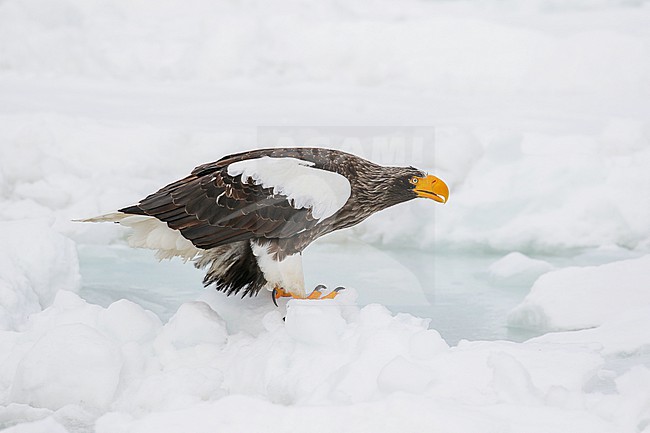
[412,174,449,204]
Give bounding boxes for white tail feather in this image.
[77,212,200,261]
[75,212,130,223]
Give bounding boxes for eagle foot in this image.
[272,285,345,306]
[313,286,346,300]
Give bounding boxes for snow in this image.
[0,224,643,433]
[0,228,648,431]
[11,323,122,411]
[2,0,650,431]
[509,255,650,332]
[531,307,650,357]
[156,302,227,349]
[3,282,644,433]
[2,418,69,433]
[227,156,352,221]
[489,252,554,282]
[0,222,80,331]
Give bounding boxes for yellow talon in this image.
[272,287,295,306]
[321,287,345,300]
[307,290,322,299]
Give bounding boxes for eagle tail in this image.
[76,212,200,262]
[77,213,267,296]
[74,212,130,223]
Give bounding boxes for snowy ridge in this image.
[227,157,351,221]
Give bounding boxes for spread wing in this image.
[120,156,351,250]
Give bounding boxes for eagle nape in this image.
[79,147,449,305]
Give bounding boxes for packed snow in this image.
[509,255,650,332]
[2,0,650,431]
[0,222,80,331]
[489,252,554,282]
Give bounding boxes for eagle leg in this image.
[272,285,345,306]
[272,287,303,306]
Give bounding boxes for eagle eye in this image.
[410,177,419,185]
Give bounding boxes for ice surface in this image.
[77,243,544,343]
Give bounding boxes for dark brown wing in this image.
[120,167,319,250]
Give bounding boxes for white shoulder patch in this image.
[227,157,351,221]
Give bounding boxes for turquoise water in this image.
[77,242,636,345]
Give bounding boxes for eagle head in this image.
[382,167,449,206]
[407,171,449,203]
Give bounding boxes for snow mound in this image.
[11,323,122,411]
[0,290,451,429]
[508,255,650,332]
[2,417,70,433]
[489,252,554,282]
[531,307,650,357]
[0,221,80,331]
[429,129,650,253]
[3,287,643,433]
[5,279,650,432]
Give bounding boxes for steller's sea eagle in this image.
[82,148,448,303]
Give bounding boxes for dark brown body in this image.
[120,148,423,297]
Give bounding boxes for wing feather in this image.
[121,162,327,250]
